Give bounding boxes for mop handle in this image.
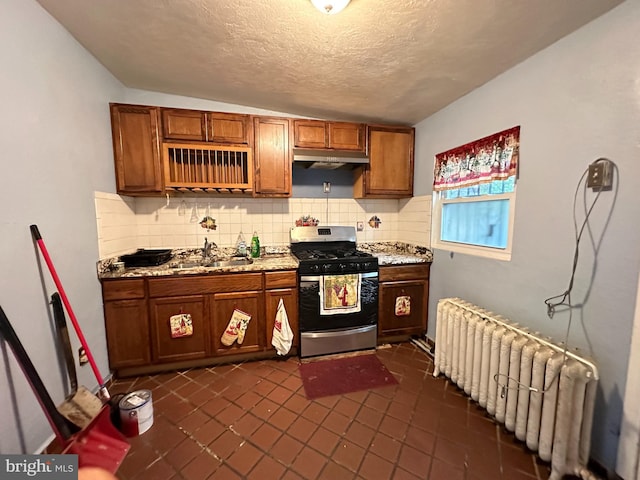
[30,225,110,401]
[0,306,74,444]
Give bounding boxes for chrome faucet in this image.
[203,237,216,259]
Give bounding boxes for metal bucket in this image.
[118,390,153,437]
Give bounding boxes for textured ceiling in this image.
[36,0,622,125]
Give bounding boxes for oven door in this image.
[299,271,378,357]
[298,272,378,332]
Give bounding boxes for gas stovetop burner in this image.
[293,249,373,261]
[295,250,338,261]
[289,225,378,275]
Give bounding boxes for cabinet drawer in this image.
[264,271,297,289]
[379,264,430,282]
[102,279,145,301]
[148,273,263,297]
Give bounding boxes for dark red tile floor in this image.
[110,343,552,479]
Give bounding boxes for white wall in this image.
[0,0,124,454]
[414,1,640,470]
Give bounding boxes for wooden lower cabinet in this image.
[212,291,264,355]
[104,299,150,369]
[378,264,430,341]
[102,270,298,376]
[265,287,299,350]
[149,295,210,363]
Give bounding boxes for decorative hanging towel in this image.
[170,313,193,338]
[272,298,294,356]
[319,274,361,316]
[395,296,411,316]
[236,313,252,345]
[221,309,252,346]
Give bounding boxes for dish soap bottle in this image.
[250,231,260,258]
[235,230,247,257]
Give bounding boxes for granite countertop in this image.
[359,242,433,266]
[98,243,432,279]
[98,247,298,279]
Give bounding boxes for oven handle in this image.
[300,272,378,282]
[301,325,377,339]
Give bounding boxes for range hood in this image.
[292,148,369,170]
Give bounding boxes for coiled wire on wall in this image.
[494,157,618,396]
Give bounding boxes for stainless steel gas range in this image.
[290,226,379,358]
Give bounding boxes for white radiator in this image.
[433,298,599,480]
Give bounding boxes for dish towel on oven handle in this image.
[272,298,294,356]
[319,274,362,316]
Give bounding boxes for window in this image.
[431,126,520,261]
[432,178,516,260]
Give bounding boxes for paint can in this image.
[118,389,153,437]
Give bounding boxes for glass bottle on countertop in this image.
[250,231,260,258]
[235,230,247,257]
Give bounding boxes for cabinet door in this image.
[253,117,291,196]
[162,108,206,141]
[355,126,414,198]
[149,295,209,363]
[104,299,150,369]
[207,113,250,144]
[110,104,163,194]
[265,288,299,351]
[212,291,263,355]
[328,122,365,151]
[378,280,427,337]
[293,120,327,148]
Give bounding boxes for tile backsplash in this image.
[95,192,432,259]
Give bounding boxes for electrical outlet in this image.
[587,159,613,190]
[323,182,331,193]
[78,347,88,366]
[356,221,364,231]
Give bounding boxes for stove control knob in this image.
[362,262,371,271]
[310,264,320,273]
[339,264,348,272]
[322,263,332,272]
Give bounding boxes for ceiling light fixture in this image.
[310,0,351,15]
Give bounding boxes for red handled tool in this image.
[30,224,110,401]
[0,305,129,472]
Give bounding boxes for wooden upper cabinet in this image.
[162,109,206,141]
[110,103,163,195]
[328,122,366,151]
[293,120,365,151]
[293,120,327,149]
[161,109,250,144]
[207,113,251,145]
[253,116,291,196]
[354,125,415,198]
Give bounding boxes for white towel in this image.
[272,298,293,355]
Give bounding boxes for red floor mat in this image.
[299,354,398,400]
